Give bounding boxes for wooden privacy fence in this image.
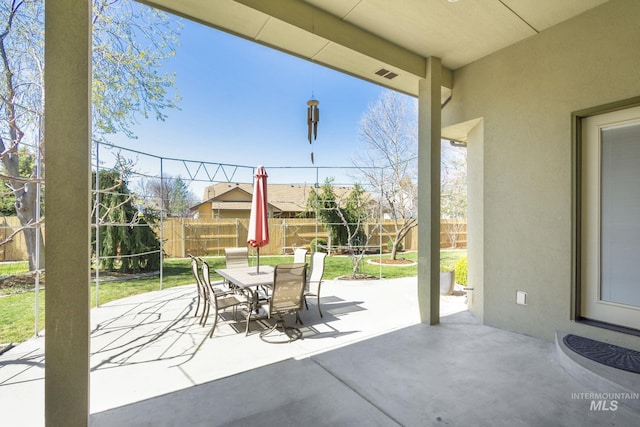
[163,217,466,258]
[0,216,28,262]
[0,216,466,262]
[440,219,467,249]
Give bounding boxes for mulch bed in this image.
[367,258,416,266]
[337,274,378,280]
[0,272,45,294]
[0,270,157,294]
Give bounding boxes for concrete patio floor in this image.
[1,277,639,426]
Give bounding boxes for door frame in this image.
[572,95,640,336]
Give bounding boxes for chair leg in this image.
[260,317,279,336]
[304,294,322,317]
[200,300,209,326]
[245,310,252,336]
[259,315,302,343]
[194,292,201,317]
[208,305,219,338]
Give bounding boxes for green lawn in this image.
[0,250,466,345]
[0,261,29,276]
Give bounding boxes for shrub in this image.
[454,257,468,286]
[440,261,455,272]
[310,238,328,253]
[387,239,403,252]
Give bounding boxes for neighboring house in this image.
[191,183,276,219]
[192,182,358,219]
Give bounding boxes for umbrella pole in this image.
[256,247,260,273]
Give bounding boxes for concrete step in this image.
[555,332,640,411]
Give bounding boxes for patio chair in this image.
[304,252,327,318]
[255,263,307,343]
[225,247,249,268]
[224,247,249,288]
[201,258,248,338]
[293,247,308,263]
[188,254,208,324]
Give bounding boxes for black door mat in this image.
[563,334,640,374]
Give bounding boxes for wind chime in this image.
[306,98,319,164]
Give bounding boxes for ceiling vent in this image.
[374,68,398,80]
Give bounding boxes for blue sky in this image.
[109,13,392,198]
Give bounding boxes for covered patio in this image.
[43,0,640,424]
[2,278,638,426]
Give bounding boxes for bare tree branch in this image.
[0,217,42,247]
[353,90,418,259]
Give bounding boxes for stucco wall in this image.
[465,121,484,322]
[443,0,640,348]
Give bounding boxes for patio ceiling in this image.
[138,0,607,99]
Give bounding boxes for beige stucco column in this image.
[417,57,442,325]
[44,1,91,425]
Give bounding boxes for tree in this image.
[338,183,375,277]
[308,179,347,247]
[92,169,160,273]
[441,141,467,248]
[353,90,418,259]
[307,178,373,278]
[169,176,194,217]
[0,0,181,270]
[0,1,45,270]
[137,175,198,218]
[0,147,36,215]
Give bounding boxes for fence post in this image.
[181,218,186,257]
[0,217,5,262]
[283,218,287,255]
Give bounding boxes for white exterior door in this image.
[581,106,640,330]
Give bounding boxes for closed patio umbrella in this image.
[247,166,269,272]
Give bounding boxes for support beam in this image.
[44,1,91,425]
[140,0,453,93]
[234,0,427,79]
[417,57,442,325]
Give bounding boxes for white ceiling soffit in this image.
[302,0,608,69]
[138,0,608,97]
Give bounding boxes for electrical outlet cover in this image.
[516,290,527,305]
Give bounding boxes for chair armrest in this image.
[213,287,240,297]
